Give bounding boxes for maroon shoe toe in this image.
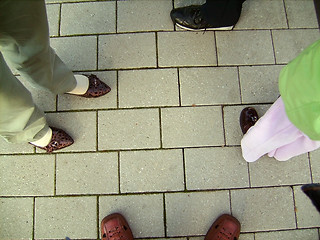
[205,214,241,240]
[81,74,111,98]
[101,213,134,240]
[240,107,259,134]
[30,127,74,153]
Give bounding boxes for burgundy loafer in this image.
[30,127,74,153]
[101,213,134,240]
[80,74,111,98]
[240,107,259,134]
[205,214,241,240]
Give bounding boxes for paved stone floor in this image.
[1,0,320,239]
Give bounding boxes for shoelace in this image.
[191,8,209,34]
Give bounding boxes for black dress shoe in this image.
[240,107,259,134]
[170,5,234,31]
[302,184,320,213]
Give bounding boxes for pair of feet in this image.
[170,5,234,31]
[101,213,240,240]
[29,74,111,152]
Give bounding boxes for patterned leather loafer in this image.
[30,127,74,153]
[240,107,259,134]
[101,213,134,240]
[80,74,111,98]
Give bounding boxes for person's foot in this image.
[67,74,111,98]
[205,214,240,240]
[29,127,74,152]
[240,107,259,134]
[170,5,234,31]
[101,213,134,240]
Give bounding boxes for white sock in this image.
[67,75,89,95]
[30,128,53,147]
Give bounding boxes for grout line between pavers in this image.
[97,195,100,239]
[228,189,232,215]
[2,185,311,199]
[247,162,252,188]
[54,154,57,195]
[118,151,121,194]
[58,3,62,37]
[163,193,167,238]
[159,108,163,149]
[221,105,227,146]
[291,186,299,229]
[40,102,275,115]
[182,149,187,191]
[177,68,182,107]
[96,110,99,151]
[155,32,159,68]
[50,27,320,39]
[270,30,277,65]
[308,152,314,183]
[32,197,35,240]
[237,66,243,104]
[282,0,290,29]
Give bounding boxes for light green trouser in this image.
[0,0,77,143]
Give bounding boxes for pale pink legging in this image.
[241,97,320,162]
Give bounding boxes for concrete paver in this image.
[1,0,320,239]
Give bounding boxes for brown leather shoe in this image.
[101,213,134,240]
[240,107,259,134]
[205,214,240,240]
[30,127,74,153]
[80,74,111,98]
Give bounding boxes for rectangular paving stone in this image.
[58,71,117,110]
[0,138,33,154]
[119,69,179,108]
[179,67,240,106]
[216,30,274,65]
[46,3,60,36]
[231,187,296,232]
[249,154,311,187]
[99,194,164,238]
[234,0,287,29]
[161,106,224,148]
[293,186,320,228]
[117,0,173,32]
[60,1,116,35]
[223,104,270,146]
[239,65,282,104]
[45,111,97,152]
[272,29,320,64]
[310,149,320,182]
[98,109,160,150]
[120,149,184,193]
[56,152,118,195]
[165,191,230,236]
[0,155,54,196]
[50,36,97,71]
[185,147,249,190]
[98,33,156,69]
[35,197,97,239]
[0,198,33,239]
[256,229,319,240]
[285,0,318,29]
[158,31,217,67]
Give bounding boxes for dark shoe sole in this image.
[175,22,234,31]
